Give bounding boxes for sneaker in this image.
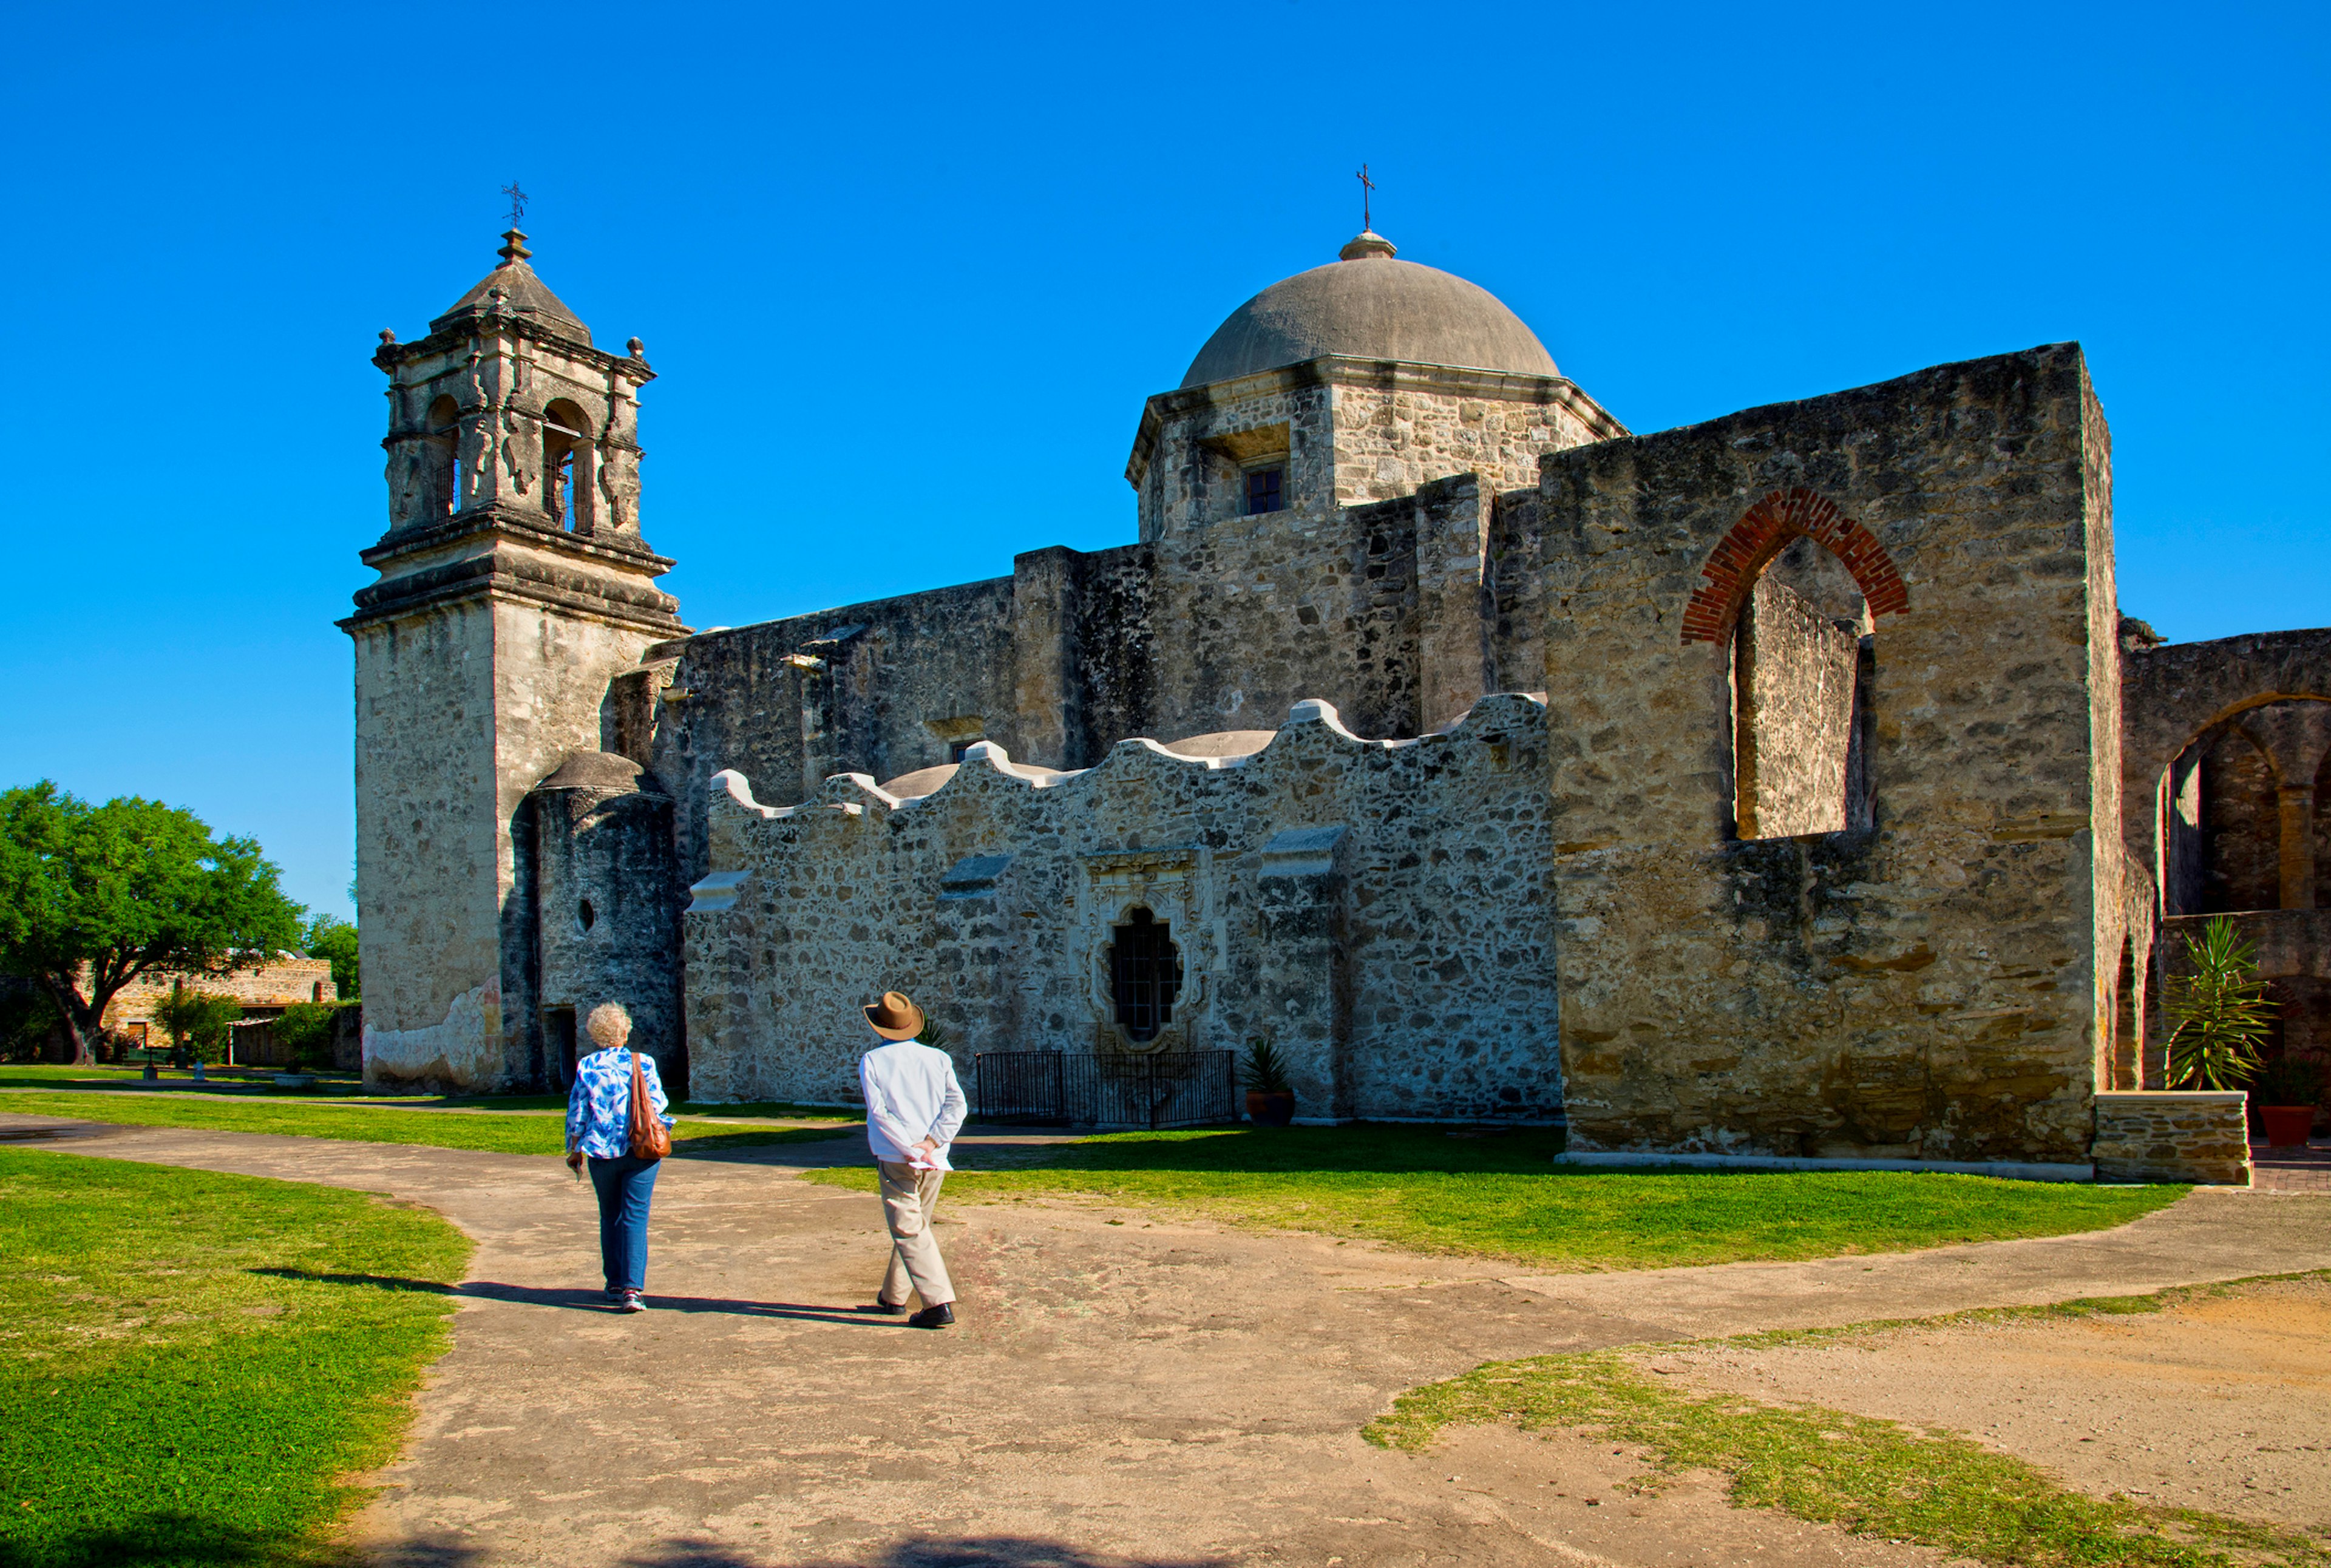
[619,1290,646,1313]
[906,1302,954,1329]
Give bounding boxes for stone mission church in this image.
[347,223,2331,1178]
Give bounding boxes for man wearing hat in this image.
[857,990,966,1329]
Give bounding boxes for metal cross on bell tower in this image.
[501,182,529,228]
[1356,164,1376,232]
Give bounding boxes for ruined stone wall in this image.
[103,957,339,1031]
[682,694,1558,1123]
[2200,727,2282,911]
[1141,496,1423,745]
[2119,627,2331,904]
[1541,345,2112,1169]
[651,579,1019,883]
[1733,577,1861,839]
[1487,488,1553,700]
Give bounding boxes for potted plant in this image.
[1241,1037,1294,1127]
[2250,1056,2323,1149]
[2165,915,2276,1095]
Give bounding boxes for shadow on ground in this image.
[249,1267,907,1326]
[953,1124,1565,1175]
[13,1512,317,1568]
[367,1534,1226,1567]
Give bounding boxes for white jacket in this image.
[859,1041,967,1170]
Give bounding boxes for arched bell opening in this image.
[541,398,592,532]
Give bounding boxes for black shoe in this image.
[860,1299,908,1315]
[907,1303,954,1329]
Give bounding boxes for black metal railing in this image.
[974,1050,1237,1130]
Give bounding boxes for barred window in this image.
[1245,466,1284,516]
[1109,908,1182,1043]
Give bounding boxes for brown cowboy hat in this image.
[863,991,926,1042]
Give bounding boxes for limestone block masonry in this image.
[684,695,1558,1122]
[355,226,2331,1172]
[2092,1091,2252,1186]
[1541,347,2117,1167]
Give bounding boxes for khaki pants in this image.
[877,1160,954,1307]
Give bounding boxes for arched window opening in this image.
[1729,536,1875,840]
[2164,700,2331,914]
[542,399,590,532]
[425,395,461,518]
[2110,935,2139,1089]
[1109,908,1181,1044]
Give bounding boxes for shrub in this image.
[2165,916,2276,1091]
[151,989,243,1065]
[273,1000,338,1073]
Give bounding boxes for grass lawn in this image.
[0,1064,860,1122]
[1366,1319,2329,1567]
[804,1125,2186,1270]
[0,1090,860,1158]
[0,1149,471,1567]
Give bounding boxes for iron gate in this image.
[974,1050,1237,1129]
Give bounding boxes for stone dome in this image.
[1180,232,1556,389]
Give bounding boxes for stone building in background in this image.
[346,223,2329,1178]
[101,954,339,1055]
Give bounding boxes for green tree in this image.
[2165,915,2278,1090]
[272,1000,339,1073]
[0,782,305,1064]
[151,988,243,1065]
[304,913,359,999]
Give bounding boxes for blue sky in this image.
[0,1,2323,919]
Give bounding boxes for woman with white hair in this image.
[562,1002,674,1312]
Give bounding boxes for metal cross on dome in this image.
[501,182,529,228]
[1356,164,1375,231]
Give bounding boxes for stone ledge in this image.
[2092,1090,2252,1186]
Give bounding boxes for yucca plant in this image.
[2165,915,2276,1091]
[1240,1037,1292,1095]
[914,1019,949,1053]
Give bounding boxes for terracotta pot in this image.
[2258,1105,2318,1148]
[1246,1090,1295,1127]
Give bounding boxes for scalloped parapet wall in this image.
[683,694,1559,1122]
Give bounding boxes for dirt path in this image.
[1641,1274,2331,1532]
[7,1112,2327,1568]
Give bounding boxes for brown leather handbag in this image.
[627,1049,671,1161]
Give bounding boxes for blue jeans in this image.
[587,1154,660,1292]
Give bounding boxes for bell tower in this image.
[344,228,687,1091]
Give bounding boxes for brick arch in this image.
[1678,488,1910,645]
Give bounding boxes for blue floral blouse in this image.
[565,1048,675,1160]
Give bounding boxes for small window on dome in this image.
[1245,466,1284,516]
